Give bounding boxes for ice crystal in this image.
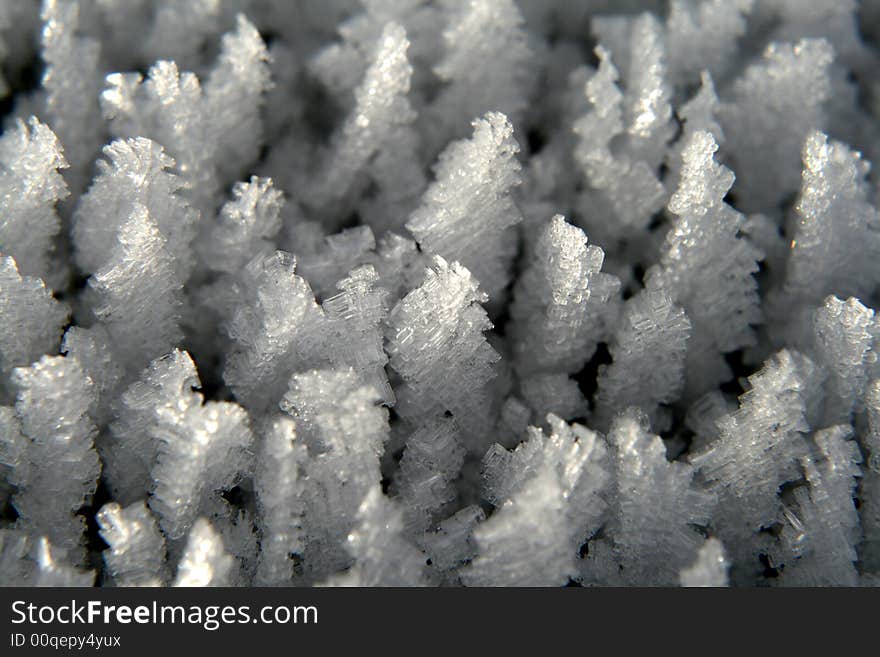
[602,410,713,586]
[72,137,197,277]
[430,0,535,148]
[777,426,862,586]
[593,290,691,431]
[385,256,499,448]
[679,537,730,587]
[149,379,252,541]
[0,117,69,280]
[392,416,465,536]
[646,130,762,397]
[783,131,880,306]
[4,0,880,588]
[39,0,102,189]
[463,465,574,586]
[691,349,819,575]
[280,369,388,580]
[573,46,666,244]
[88,203,184,374]
[407,113,523,303]
[224,251,325,414]
[309,22,421,231]
[509,215,620,375]
[5,355,100,558]
[254,416,306,586]
[0,257,68,384]
[326,487,427,586]
[666,1,753,88]
[481,414,609,552]
[173,518,235,587]
[97,501,167,587]
[720,39,834,212]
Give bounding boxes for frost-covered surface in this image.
[4,0,880,587]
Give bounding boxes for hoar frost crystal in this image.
[2,0,880,587]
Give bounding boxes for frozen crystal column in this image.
[508,215,620,376]
[204,14,272,182]
[407,112,523,303]
[88,203,184,374]
[593,289,691,432]
[646,130,762,398]
[691,349,820,577]
[392,416,465,537]
[324,488,427,587]
[665,0,754,88]
[280,369,389,581]
[309,22,422,232]
[0,257,69,384]
[808,296,874,427]
[719,39,834,212]
[72,138,198,278]
[103,349,200,504]
[679,537,730,587]
[385,256,500,450]
[463,466,573,587]
[173,518,235,587]
[102,60,216,210]
[0,117,69,280]
[201,176,283,277]
[224,251,326,414]
[310,0,441,105]
[39,0,102,191]
[860,380,880,574]
[6,355,100,559]
[149,384,253,542]
[481,414,609,554]
[602,410,713,586]
[782,131,880,306]
[777,426,862,586]
[254,416,307,586]
[322,265,393,404]
[573,46,666,245]
[429,0,535,149]
[97,501,167,587]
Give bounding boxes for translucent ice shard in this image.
[407,112,523,303]
[174,518,235,587]
[679,537,730,587]
[97,501,167,587]
[509,215,620,375]
[0,116,69,280]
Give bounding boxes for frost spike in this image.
[719,38,834,212]
[509,215,620,375]
[593,289,691,432]
[97,501,167,587]
[605,410,714,586]
[385,256,499,449]
[150,393,253,541]
[679,537,730,587]
[40,0,102,189]
[173,518,235,587]
[646,130,762,398]
[0,257,69,383]
[9,355,100,558]
[0,116,69,280]
[407,112,523,303]
[89,203,183,374]
[254,416,306,586]
[204,14,272,182]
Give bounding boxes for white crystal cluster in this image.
[3,0,880,587]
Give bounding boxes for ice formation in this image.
[3,0,880,587]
